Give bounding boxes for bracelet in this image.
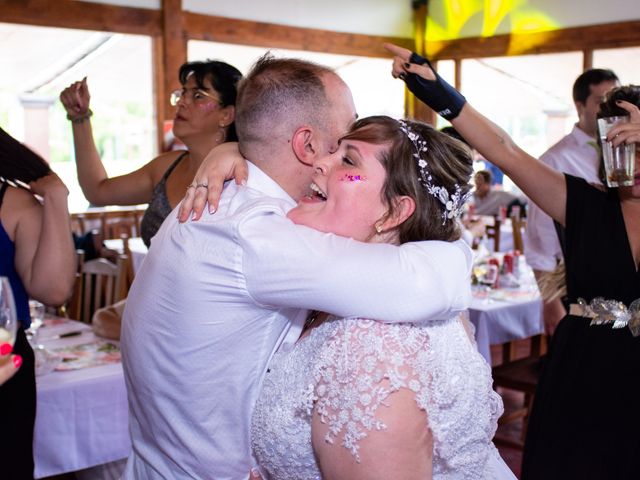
[67,109,93,124]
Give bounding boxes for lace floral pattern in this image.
[251,316,505,479]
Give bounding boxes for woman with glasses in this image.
[60,60,242,247]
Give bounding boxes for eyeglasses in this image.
[170,88,221,106]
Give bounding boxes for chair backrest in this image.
[80,255,128,323]
[70,207,146,240]
[485,216,501,252]
[57,249,85,320]
[511,217,527,253]
[104,215,138,240]
[120,234,136,291]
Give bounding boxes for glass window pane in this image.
[188,40,405,120]
[461,52,582,191]
[0,23,154,212]
[593,47,640,86]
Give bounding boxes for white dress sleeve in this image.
[311,317,505,478]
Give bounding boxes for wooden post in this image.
[159,0,187,151]
[583,49,593,71]
[409,0,435,124]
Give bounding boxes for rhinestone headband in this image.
[397,120,471,224]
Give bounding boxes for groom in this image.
[120,55,472,479]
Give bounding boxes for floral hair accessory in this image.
[397,119,471,224]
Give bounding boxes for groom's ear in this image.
[291,126,318,166]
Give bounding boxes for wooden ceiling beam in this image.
[184,12,413,58]
[0,0,162,36]
[429,20,640,60]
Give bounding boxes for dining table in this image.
[103,236,148,274]
[33,316,130,478]
[468,257,543,365]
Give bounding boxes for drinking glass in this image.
[597,115,636,187]
[27,300,45,344]
[480,264,499,304]
[0,277,18,348]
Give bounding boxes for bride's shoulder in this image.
[319,316,440,356]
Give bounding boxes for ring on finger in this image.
[195,183,208,189]
[186,184,196,192]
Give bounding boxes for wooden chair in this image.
[492,334,548,449]
[511,217,527,253]
[485,216,501,252]
[70,207,146,240]
[103,215,138,240]
[79,255,128,323]
[119,234,136,291]
[58,249,85,320]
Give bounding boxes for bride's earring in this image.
[374,223,383,234]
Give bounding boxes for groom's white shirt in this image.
[121,162,472,480]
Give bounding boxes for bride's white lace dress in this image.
[251,316,516,479]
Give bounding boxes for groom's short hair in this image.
[235,54,333,152]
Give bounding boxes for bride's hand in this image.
[177,142,249,222]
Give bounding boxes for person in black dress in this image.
[0,127,76,479]
[384,43,640,479]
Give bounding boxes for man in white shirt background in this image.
[120,55,472,480]
[525,68,619,335]
[472,169,522,216]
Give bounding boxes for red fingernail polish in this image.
[0,343,12,356]
[13,355,22,369]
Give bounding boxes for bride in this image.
[250,116,516,479]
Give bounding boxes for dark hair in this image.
[178,60,242,141]
[572,68,619,104]
[235,54,332,149]
[0,127,50,185]
[596,85,640,184]
[440,126,470,147]
[341,116,474,244]
[597,84,640,118]
[474,169,492,184]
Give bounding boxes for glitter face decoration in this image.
[339,174,367,182]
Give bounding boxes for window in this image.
[0,23,154,211]
[593,47,640,86]
[187,40,405,120]
[460,52,582,192]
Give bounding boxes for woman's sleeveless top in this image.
[139,151,188,247]
[0,182,31,328]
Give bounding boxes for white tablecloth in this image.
[34,318,130,478]
[468,265,543,364]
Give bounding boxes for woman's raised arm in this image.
[60,78,156,206]
[384,43,567,225]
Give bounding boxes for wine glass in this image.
[479,264,499,304]
[0,277,18,349]
[26,300,45,345]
